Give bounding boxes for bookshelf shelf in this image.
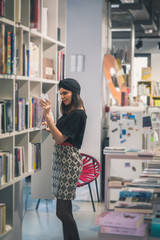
[137,80,160,106]
[0,0,66,239]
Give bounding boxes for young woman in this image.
[40,78,87,240]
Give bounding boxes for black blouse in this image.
[56,109,87,149]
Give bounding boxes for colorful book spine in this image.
[26,49,30,76]
[11,32,15,75]
[0,0,4,17]
[5,31,11,74]
[0,24,5,74]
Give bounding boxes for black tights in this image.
[56,199,80,240]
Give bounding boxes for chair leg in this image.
[95,178,100,202]
[36,199,41,210]
[88,183,96,212]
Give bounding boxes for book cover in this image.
[5,31,11,74]
[43,58,54,80]
[95,211,144,229]
[141,67,152,80]
[100,223,148,237]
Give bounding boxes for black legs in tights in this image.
[56,199,80,240]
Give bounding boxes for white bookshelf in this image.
[0,0,66,239]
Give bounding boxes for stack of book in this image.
[140,167,160,178]
[103,146,126,154]
[95,211,148,238]
[108,176,132,188]
[114,187,154,214]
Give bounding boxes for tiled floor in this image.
[22,179,104,240]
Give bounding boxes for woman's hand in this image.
[41,121,51,132]
[40,98,51,117]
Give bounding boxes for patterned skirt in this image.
[52,144,82,200]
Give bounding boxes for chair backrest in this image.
[77,153,101,187]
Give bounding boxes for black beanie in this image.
[58,78,81,95]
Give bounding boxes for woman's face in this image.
[59,88,72,105]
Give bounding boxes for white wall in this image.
[66,0,107,200]
[151,54,160,82]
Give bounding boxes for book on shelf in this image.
[114,200,153,214]
[11,32,15,75]
[57,51,65,81]
[29,96,44,128]
[148,160,160,169]
[5,31,11,75]
[15,0,21,24]
[42,8,48,36]
[16,27,23,76]
[0,23,5,74]
[0,99,13,133]
[95,211,144,229]
[30,0,40,29]
[103,146,126,154]
[0,151,13,186]
[138,149,154,157]
[108,176,132,188]
[114,187,154,214]
[0,0,5,17]
[100,223,148,237]
[32,143,41,171]
[0,203,6,235]
[43,58,54,80]
[14,146,26,177]
[126,177,160,189]
[140,168,160,178]
[29,41,40,78]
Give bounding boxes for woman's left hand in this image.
[40,98,51,117]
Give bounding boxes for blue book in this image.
[26,49,30,76]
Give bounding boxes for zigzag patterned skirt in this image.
[52,144,82,200]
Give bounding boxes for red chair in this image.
[77,153,101,212]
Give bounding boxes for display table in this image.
[98,152,160,240]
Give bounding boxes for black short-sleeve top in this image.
[56,109,87,149]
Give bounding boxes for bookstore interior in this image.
[1,0,160,240]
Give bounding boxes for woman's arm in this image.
[40,99,68,144]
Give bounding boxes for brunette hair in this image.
[60,92,85,115]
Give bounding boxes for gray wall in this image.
[66,0,107,200]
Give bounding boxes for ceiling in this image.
[109,0,160,39]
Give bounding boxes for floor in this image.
[22,178,104,240]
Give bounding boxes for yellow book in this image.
[141,67,152,80]
[154,99,160,106]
